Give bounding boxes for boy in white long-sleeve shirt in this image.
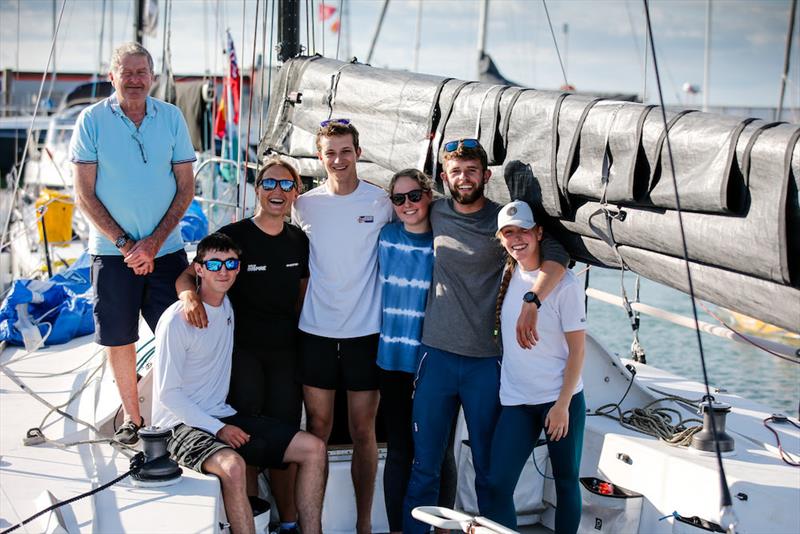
[152,233,327,534]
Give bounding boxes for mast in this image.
[366,0,391,65]
[277,0,301,62]
[412,0,423,71]
[776,0,797,121]
[477,0,489,61]
[702,0,711,112]
[52,0,57,76]
[134,0,145,45]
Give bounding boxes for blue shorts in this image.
[91,250,188,346]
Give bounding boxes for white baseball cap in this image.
[497,200,536,232]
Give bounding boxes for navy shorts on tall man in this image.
[91,249,188,346]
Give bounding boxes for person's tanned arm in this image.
[73,162,146,273]
[125,161,194,273]
[516,232,570,349]
[175,264,208,328]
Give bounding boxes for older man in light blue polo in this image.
[70,42,195,445]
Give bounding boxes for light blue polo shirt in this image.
[70,93,196,257]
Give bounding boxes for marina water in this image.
[581,264,800,418]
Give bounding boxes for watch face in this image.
[523,291,535,303]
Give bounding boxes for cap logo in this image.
[507,206,517,216]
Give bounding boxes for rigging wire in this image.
[241,0,262,218]
[266,0,277,113]
[641,1,737,531]
[695,301,800,364]
[236,0,248,216]
[310,0,317,54]
[109,0,114,53]
[335,0,345,60]
[0,0,68,256]
[257,0,271,144]
[541,0,569,88]
[213,0,221,159]
[624,0,648,101]
[306,0,311,55]
[97,0,108,76]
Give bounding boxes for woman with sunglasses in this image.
[378,169,456,534]
[176,157,308,534]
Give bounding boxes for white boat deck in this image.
[0,335,225,533]
[2,332,798,533]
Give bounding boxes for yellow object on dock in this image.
[35,189,74,245]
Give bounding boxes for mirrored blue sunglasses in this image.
[202,258,240,272]
[260,178,297,192]
[320,118,351,127]
[443,138,480,153]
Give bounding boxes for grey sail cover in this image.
[260,57,799,333]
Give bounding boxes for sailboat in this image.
[1,1,799,533]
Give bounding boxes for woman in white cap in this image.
[485,200,587,534]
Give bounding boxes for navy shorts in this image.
[228,345,303,426]
[91,249,188,346]
[298,332,380,391]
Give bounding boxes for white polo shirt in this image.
[292,180,393,338]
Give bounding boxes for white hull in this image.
[1,329,798,533]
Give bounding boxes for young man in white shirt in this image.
[291,120,393,534]
[152,233,327,534]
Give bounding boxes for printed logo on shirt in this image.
[357,215,374,223]
[227,315,232,325]
[247,264,267,272]
[285,262,300,268]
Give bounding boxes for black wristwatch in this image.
[114,234,131,249]
[523,291,542,309]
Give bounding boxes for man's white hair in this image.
[110,42,154,73]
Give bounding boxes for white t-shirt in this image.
[499,267,586,406]
[292,180,393,338]
[151,298,237,435]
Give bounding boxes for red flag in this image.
[330,19,340,33]
[214,30,241,139]
[319,3,336,21]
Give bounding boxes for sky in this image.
[0,0,797,108]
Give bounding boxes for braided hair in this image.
[494,254,518,341]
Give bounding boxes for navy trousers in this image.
[485,391,586,533]
[403,345,501,534]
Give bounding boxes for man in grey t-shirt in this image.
[403,139,569,533]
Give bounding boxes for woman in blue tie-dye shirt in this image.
[377,169,455,533]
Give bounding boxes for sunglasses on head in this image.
[390,189,426,206]
[443,138,480,153]
[260,178,297,192]
[201,258,240,272]
[320,118,351,127]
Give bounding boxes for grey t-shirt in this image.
[421,198,570,358]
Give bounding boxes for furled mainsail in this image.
[259,56,800,333]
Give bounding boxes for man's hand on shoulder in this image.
[179,289,209,328]
[217,424,250,448]
[124,236,159,275]
[516,302,540,349]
